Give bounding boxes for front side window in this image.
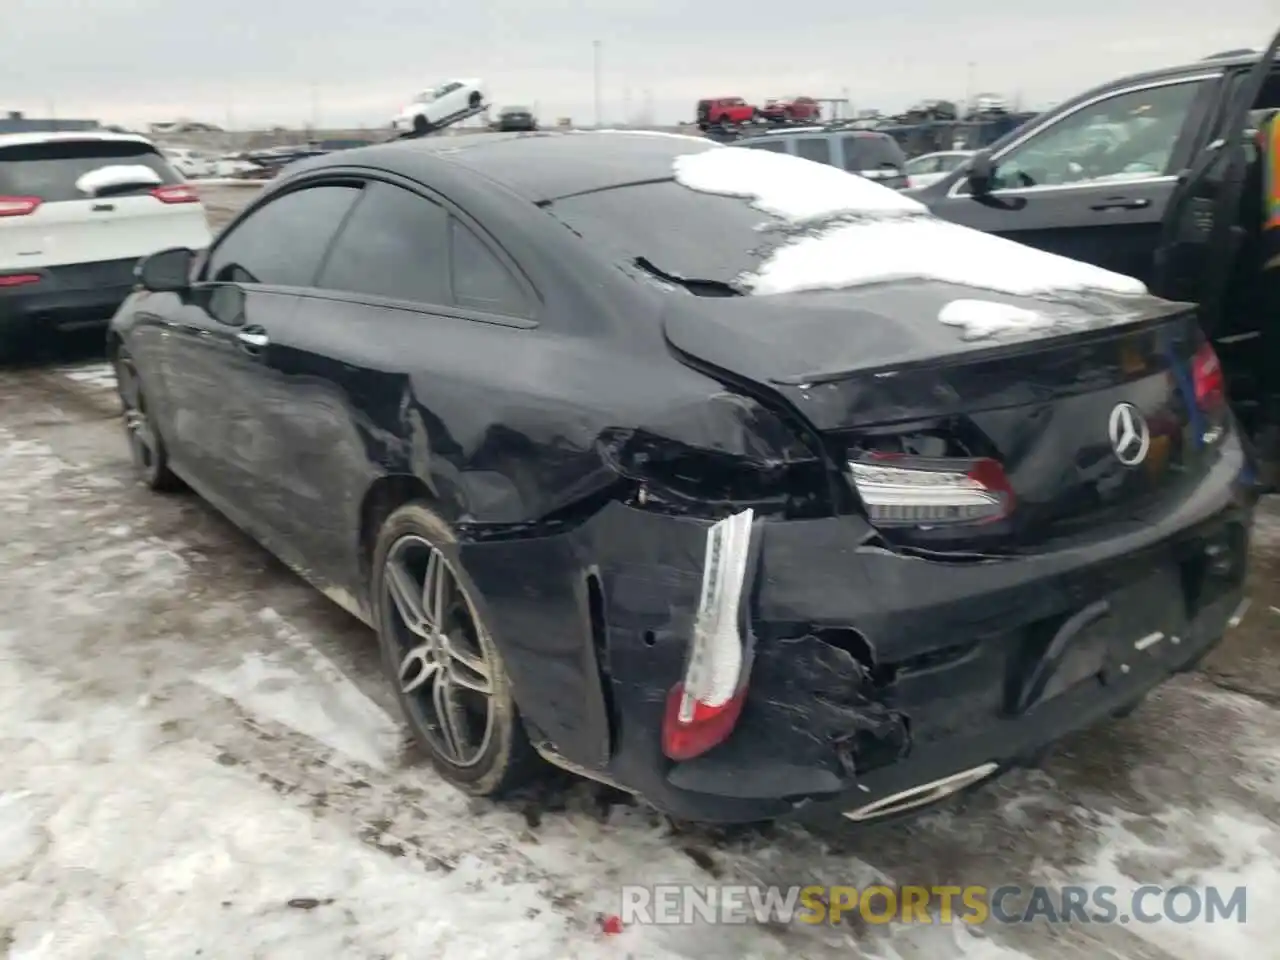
[795,137,832,164]
[907,156,940,175]
[315,181,449,304]
[205,184,361,286]
[987,80,1204,190]
[738,139,789,153]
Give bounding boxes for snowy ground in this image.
[1,188,1279,958]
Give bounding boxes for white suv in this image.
[0,132,211,357]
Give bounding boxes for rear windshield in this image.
[840,135,907,171]
[0,140,180,201]
[545,180,781,286]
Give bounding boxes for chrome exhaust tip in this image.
[842,762,999,823]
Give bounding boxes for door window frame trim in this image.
[946,71,1224,199]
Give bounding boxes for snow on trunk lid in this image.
[671,147,1151,337]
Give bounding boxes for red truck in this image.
[760,96,822,123]
[695,97,757,129]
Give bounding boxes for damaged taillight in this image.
[847,453,1015,526]
[662,508,754,761]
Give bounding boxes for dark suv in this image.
[910,31,1280,451]
[731,126,910,189]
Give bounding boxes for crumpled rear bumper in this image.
[458,434,1255,823]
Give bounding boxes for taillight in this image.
[0,273,41,287]
[848,453,1016,526]
[151,184,199,204]
[1192,342,1226,413]
[0,196,41,217]
[662,508,754,761]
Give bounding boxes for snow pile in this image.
[938,299,1052,339]
[670,147,1150,323]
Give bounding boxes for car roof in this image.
[1087,49,1263,92]
[307,130,722,203]
[0,131,156,150]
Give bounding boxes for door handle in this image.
[236,328,269,351]
[1090,197,1150,211]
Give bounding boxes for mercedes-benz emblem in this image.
[1108,402,1151,466]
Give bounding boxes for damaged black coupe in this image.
[109,132,1256,823]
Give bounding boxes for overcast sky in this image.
[3,0,1277,129]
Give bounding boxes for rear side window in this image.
[0,139,182,202]
[315,181,450,304]
[840,135,907,172]
[738,139,789,153]
[206,184,360,286]
[450,218,527,315]
[795,137,832,164]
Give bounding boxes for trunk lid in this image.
[663,281,1215,548]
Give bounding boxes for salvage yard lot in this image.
[2,184,1280,959]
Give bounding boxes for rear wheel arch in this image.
[357,474,442,593]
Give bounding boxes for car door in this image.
[926,72,1221,285]
[433,82,464,122]
[242,177,536,597]
[159,182,362,537]
[1156,31,1280,330]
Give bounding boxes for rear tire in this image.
[371,502,542,796]
[469,91,482,109]
[114,347,182,492]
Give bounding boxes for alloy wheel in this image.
[383,535,495,767]
[116,357,157,473]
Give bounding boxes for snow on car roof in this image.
[670,145,1149,333]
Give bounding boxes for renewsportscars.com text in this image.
[619,884,1248,926]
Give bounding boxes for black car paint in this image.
[112,132,1255,822]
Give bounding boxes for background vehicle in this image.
[760,96,821,123]
[910,34,1280,440]
[1,131,209,357]
[162,146,215,178]
[109,132,1251,825]
[695,97,756,129]
[733,126,910,188]
[904,149,974,187]
[392,79,487,135]
[494,105,537,132]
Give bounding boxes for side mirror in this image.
[136,247,194,293]
[966,151,995,194]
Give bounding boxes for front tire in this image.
[412,114,432,136]
[371,502,541,796]
[114,347,182,491]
